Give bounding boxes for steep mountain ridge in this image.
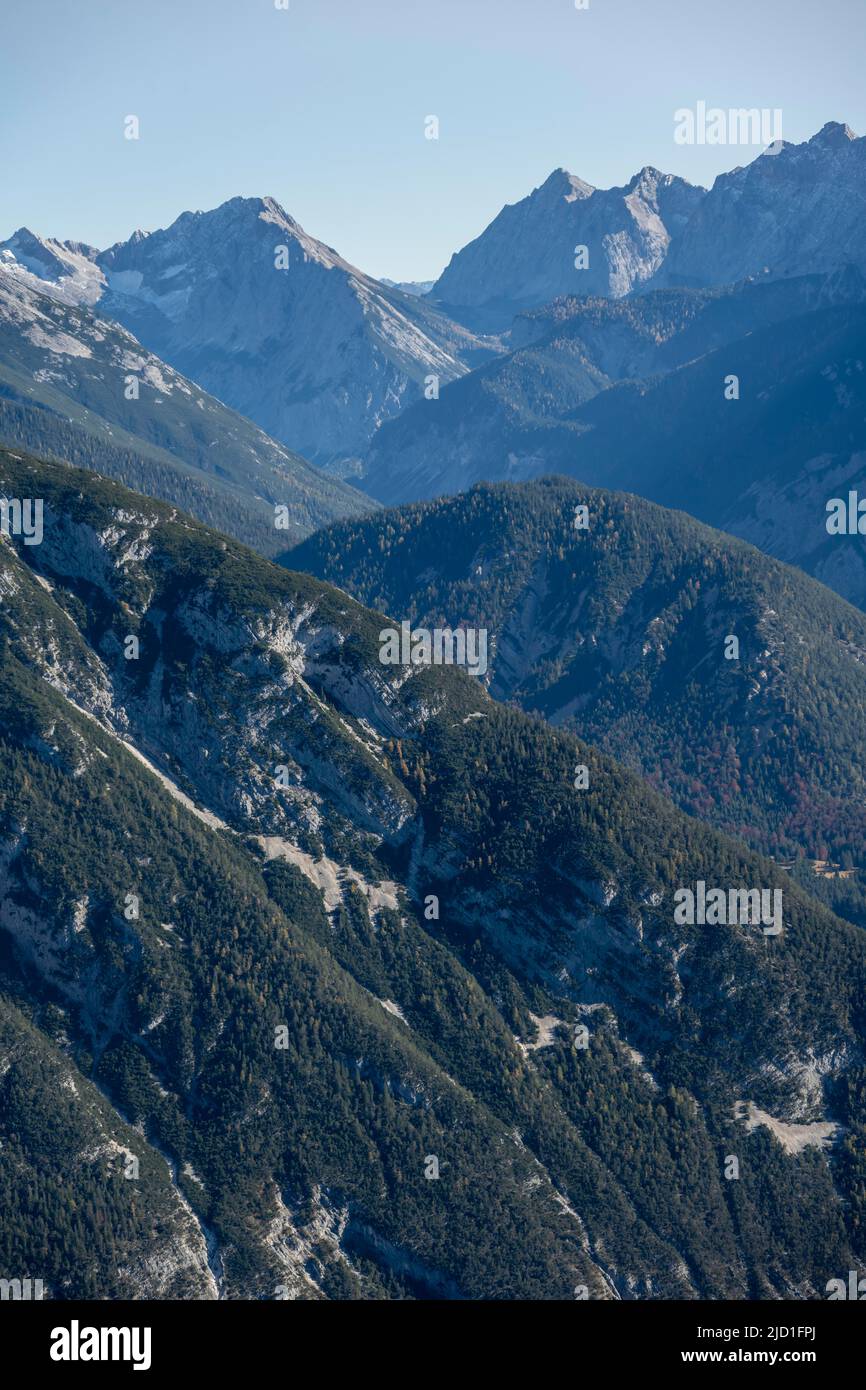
[430,166,706,330]
[2,448,866,1298]
[2,198,497,475]
[0,267,373,553]
[658,122,866,289]
[290,476,866,879]
[0,994,219,1299]
[361,271,866,539]
[0,228,104,306]
[428,125,865,331]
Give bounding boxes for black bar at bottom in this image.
[4,1296,859,1376]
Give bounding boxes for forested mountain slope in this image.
[361,274,866,535]
[361,291,866,617]
[2,448,865,1299]
[291,476,866,879]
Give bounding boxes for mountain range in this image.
[1,201,494,477]
[361,270,866,610]
[5,124,863,500]
[429,165,705,331]
[290,476,866,924]
[3,116,866,1304]
[427,123,866,330]
[657,121,866,290]
[2,448,866,1299]
[0,261,373,554]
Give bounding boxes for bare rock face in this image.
[1,199,493,477]
[430,125,866,330]
[658,123,866,289]
[0,228,105,306]
[91,197,489,473]
[429,166,706,330]
[0,260,374,554]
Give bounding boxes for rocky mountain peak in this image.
[430,163,704,325]
[538,167,595,202]
[809,120,858,147]
[0,227,107,305]
[658,120,866,289]
[628,165,663,190]
[2,227,74,276]
[69,194,484,471]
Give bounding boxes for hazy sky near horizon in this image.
[3,0,865,281]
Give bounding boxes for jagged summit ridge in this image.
[429,160,705,326]
[659,121,866,288]
[427,121,864,324]
[1,194,493,473]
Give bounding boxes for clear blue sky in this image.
[3,0,864,281]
